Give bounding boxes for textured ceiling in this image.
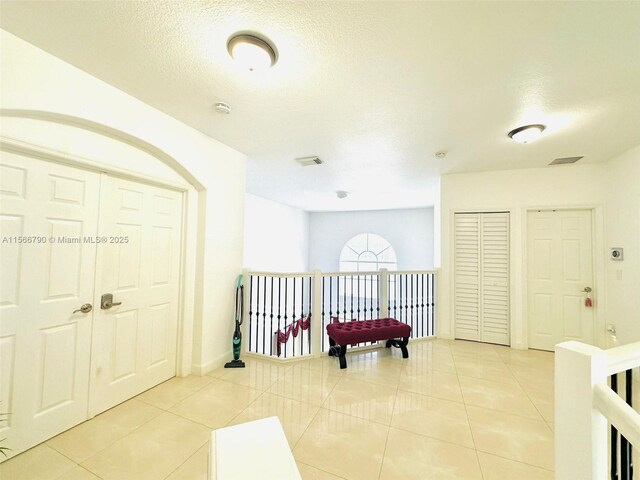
[2,1,640,211]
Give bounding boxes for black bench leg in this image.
[328,337,348,368]
[328,337,337,356]
[386,337,410,358]
[338,344,347,369]
[399,337,409,358]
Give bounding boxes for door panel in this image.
[89,176,182,416]
[528,210,594,350]
[479,213,509,345]
[0,152,100,458]
[454,214,481,341]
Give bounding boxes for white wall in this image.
[604,145,640,345]
[308,208,434,271]
[1,30,246,374]
[243,194,309,272]
[440,163,608,349]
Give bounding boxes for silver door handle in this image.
[101,293,122,310]
[73,303,93,314]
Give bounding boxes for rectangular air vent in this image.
[295,156,322,166]
[549,156,583,166]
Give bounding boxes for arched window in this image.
[339,233,397,272]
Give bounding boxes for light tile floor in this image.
[1,339,561,480]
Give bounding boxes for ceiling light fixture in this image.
[508,124,546,144]
[214,102,231,114]
[227,33,277,71]
[336,191,348,199]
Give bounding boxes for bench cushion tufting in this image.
[326,318,411,345]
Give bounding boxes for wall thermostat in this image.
[611,248,624,261]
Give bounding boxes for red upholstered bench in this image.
[326,318,411,369]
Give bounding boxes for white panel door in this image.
[89,175,182,415]
[527,210,594,351]
[0,152,100,457]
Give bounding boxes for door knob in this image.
[101,293,122,310]
[73,303,93,314]
[582,287,593,293]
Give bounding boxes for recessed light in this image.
[336,191,348,199]
[227,33,277,71]
[508,124,546,144]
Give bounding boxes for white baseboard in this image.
[191,350,231,376]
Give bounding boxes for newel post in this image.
[380,268,389,317]
[311,270,323,356]
[555,341,608,480]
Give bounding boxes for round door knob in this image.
[73,303,93,314]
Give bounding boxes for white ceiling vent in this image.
[295,156,322,166]
[549,156,583,166]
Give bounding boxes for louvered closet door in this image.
[454,214,481,341]
[454,212,510,346]
[479,213,510,345]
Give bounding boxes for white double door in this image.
[527,209,595,351]
[0,152,183,458]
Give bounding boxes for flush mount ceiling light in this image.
[214,102,231,114]
[227,33,277,71]
[508,124,546,144]
[336,190,348,199]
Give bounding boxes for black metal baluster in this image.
[430,273,435,336]
[262,276,267,355]
[393,274,397,319]
[427,273,432,336]
[293,277,298,356]
[399,274,403,323]
[300,277,305,352]
[284,277,288,358]
[387,273,391,319]
[358,274,361,319]
[421,274,425,337]
[308,276,312,355]
[269,277,274,356]
[612,373,620,480]
[370,274,374,319]
[248,275,253,351]
[350,274,354,321]
[328,276,333,352]
[621,369,634,480]
[376,274,380,318]
[336,275,340,323]
[343,275,347,321]
[404,274,408,325]
[410,274,414,337]
[364,274,368,323]
[321,277,325,353]
[277,277,281,357]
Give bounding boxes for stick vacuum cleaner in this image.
[224,275,245,368]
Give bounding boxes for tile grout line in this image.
[160,437,209,480]
[376,377,400,480]
[48,400,165,474]
[503,362,554,431]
